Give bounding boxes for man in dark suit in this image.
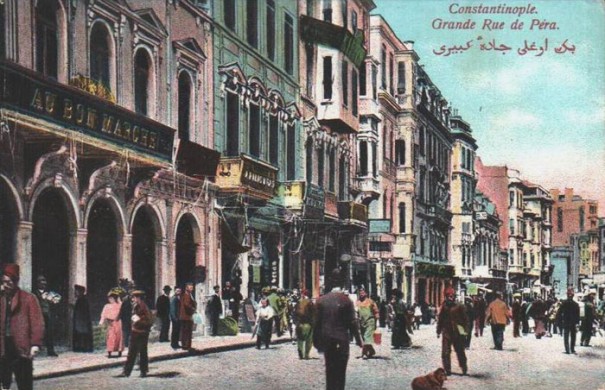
[207,285,223,336]
[313,268,362,390]
[169,287,182,349]
[118,290,153,378]
[155,285,171,342]
[34,275,58,357]
[179,283,197,350]
[556,288,580,354]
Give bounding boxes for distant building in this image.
[550,188,599,246]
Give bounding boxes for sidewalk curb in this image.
[34,337,293,380]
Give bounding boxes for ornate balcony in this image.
[353,176,381,202]
[337,201,367,227]
[216,154,278,201]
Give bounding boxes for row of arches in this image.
[0,177,200,340]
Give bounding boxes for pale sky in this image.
[374,0,605,215]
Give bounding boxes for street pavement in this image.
[36,324,605,390]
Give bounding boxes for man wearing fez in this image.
[156,285,172,343]
[0,264,45,390]
[118,290,153,378]
[313,268,363,390]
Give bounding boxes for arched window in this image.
[90,23,111,90]
[178,71,192,141]
[36,0,58,78]
[134,49,151,116]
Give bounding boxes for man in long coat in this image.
[155,285,171,342]
[437,287,468,376]
[313,269,362,390]
[72,284,93,352]
[207,285,223,336]
[119,290,153,377]
[179,283,197,349]
[556,288,580,354]
[169,287,182,349]
[0,264,45,390]
[485,291,511,350]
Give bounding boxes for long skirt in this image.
[106,320,124,352]
[391,315,411,348]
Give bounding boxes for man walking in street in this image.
[179,283,196,350]
[580,293,596,347]
[556,288,580,354]
[473,293,486,337]
[267,286,283,337]
[118,290,153,378]
[485,291,511,350]
[437,287,468,376]
[169,287,182,349]
[512,293,522,338]
[155,285,171,343]
[0,264,45,390]
[313,268,363,390]
[294,289,314,359]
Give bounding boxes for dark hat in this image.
[163,285,172,292]
[213,285,220,290]
[131,290,146,297]
[2,263,20,281]
[74,284,86,292]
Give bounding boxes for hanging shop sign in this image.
[338,201,368,224]
[415,262,455,278]
[277,181,305,210]
[0,61,174,161]
[305,183,325,220]
[369,219,392,233]
[216,154,278,200]
[325,192,338,218]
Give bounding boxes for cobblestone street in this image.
[38,324,605,390]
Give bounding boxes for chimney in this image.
[564,188,574,202]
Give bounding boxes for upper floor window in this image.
[323,0,332,22]
[381,45,387,90]
[579,206,585,232]
[224,0,236,31]
[338,156,346,200]
[269,114,279,165]
[397,62,405,95]
[419,127,425,155]
[328,149,335,192]
[351,11,358,33]
[323,56,333,99]
[509,191,515,208]
[284,13,294,75]
[306,0,315,17]
[371,64,377,100]
[352,69,358,117]
[134,49,152,116]
[306,140,313,184]
[359,61,367,96]
[389,53,394,96]
[317,146,325,188]
[249,103,261,158]
[247,0,258,48]
[0,2,5,59]
[341,0,347,29]
[90,23,112,90]
[178,71,192,141]
[267,0,275,61]
[358,140,368,176]
[286,124,296,180]
[589,205,597,214]
[36,0,59,79]
[399,203,406,233]
[225,91,239,156]
[395,140,405,165]
[341,61,348,106]
[557,207,563,232]
[305,44,314,97]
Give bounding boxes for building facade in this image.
[395,42,454,306]
[0,0,220,341]
[297,0,374,295]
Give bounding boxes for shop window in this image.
[178,71,192,141]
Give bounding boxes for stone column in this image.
[119,233,133,281]
[157,238,169,298]
[15,221,33,291]
[70,229,88,303]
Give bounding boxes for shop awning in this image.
[174,139,220,178]
[220,220,250,254]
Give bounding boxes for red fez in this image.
[3,263,20,280]
[445,287,455,296]
[301,289,309,297]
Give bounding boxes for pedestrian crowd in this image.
[1,260,603,390]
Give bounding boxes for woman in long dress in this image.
[99,292,123,358]
[356,287,379,358]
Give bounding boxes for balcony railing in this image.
[338,201,367,224]
[216,154,278,200]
